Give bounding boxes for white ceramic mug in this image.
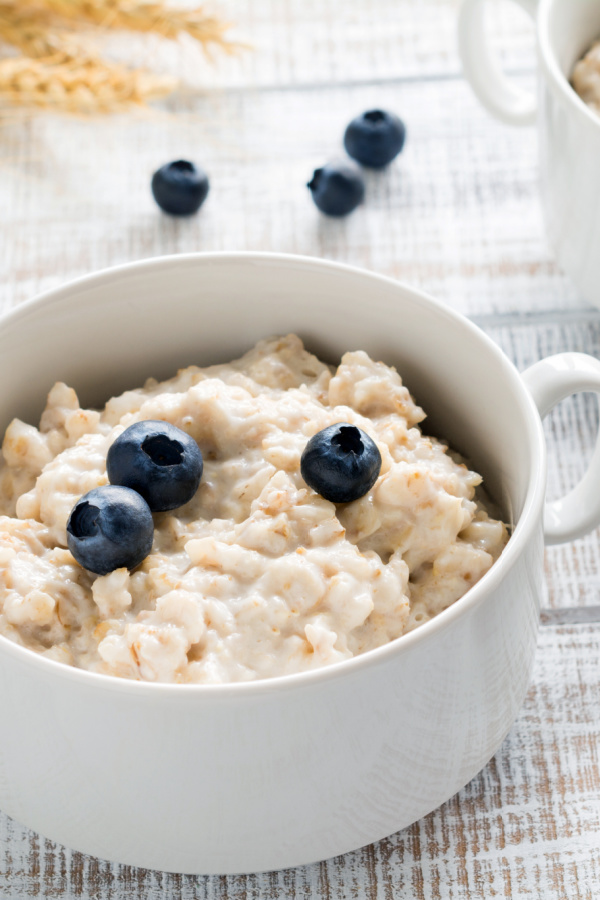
[0,253,600,874]
[458,0,600,309]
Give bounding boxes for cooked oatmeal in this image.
[572,41,600,115]
[0,335,508,683]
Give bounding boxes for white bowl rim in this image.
[0,251,546,697]
[538,0,600,132]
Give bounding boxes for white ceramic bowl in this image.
[459,0,600,309]
[1,252,600,875]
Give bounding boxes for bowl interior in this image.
[545,0,600,78]
[0,254,535,527]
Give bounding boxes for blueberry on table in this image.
[107,420,203,512]
[151,160,209,216]
[67,485,154,576]
[307,160,365,217]
[300,423,382,503]
[343,109,406,168]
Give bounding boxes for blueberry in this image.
[300,423,382,503]
[307,160,365,217]
[67,485,154,575]
[107,420,203,512]
[343,109,406,168]
[151,160,209,216]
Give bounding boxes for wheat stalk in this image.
[10,1,236,53]
[0,55,176,112]
[0,4,86,58]
[0,0,238,114]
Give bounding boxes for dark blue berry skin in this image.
[300,423,382,503]
[151,160,209,216]
[107,420,203,512]
[67,485,154,575]
[307,161,365,217]
[344,110,406,168]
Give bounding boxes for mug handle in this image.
[458,0,538,126]
[522,353,600,544]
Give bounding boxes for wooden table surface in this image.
[0,1,599,896]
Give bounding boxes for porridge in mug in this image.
[572,41,600,114]
[0,335,508,684]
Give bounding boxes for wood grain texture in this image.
[3,71,577,318]
[109,0,535,91]
[0,0,599,893]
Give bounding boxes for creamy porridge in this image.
[572,41,600,114]
[0,335,508,684]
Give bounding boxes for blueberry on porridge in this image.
[301,423,382,503]
[67,485,154,576]
[107,420,204,511]
[0,335,509,684]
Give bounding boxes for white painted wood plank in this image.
[116,0,536,91]
[0,73,581,317]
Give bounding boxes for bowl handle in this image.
[522,353,600,544]
[458,0,538,126]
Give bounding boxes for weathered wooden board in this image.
[165,0,537,89]
[1,73,576,317]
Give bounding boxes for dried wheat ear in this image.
[0,0,239,113]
